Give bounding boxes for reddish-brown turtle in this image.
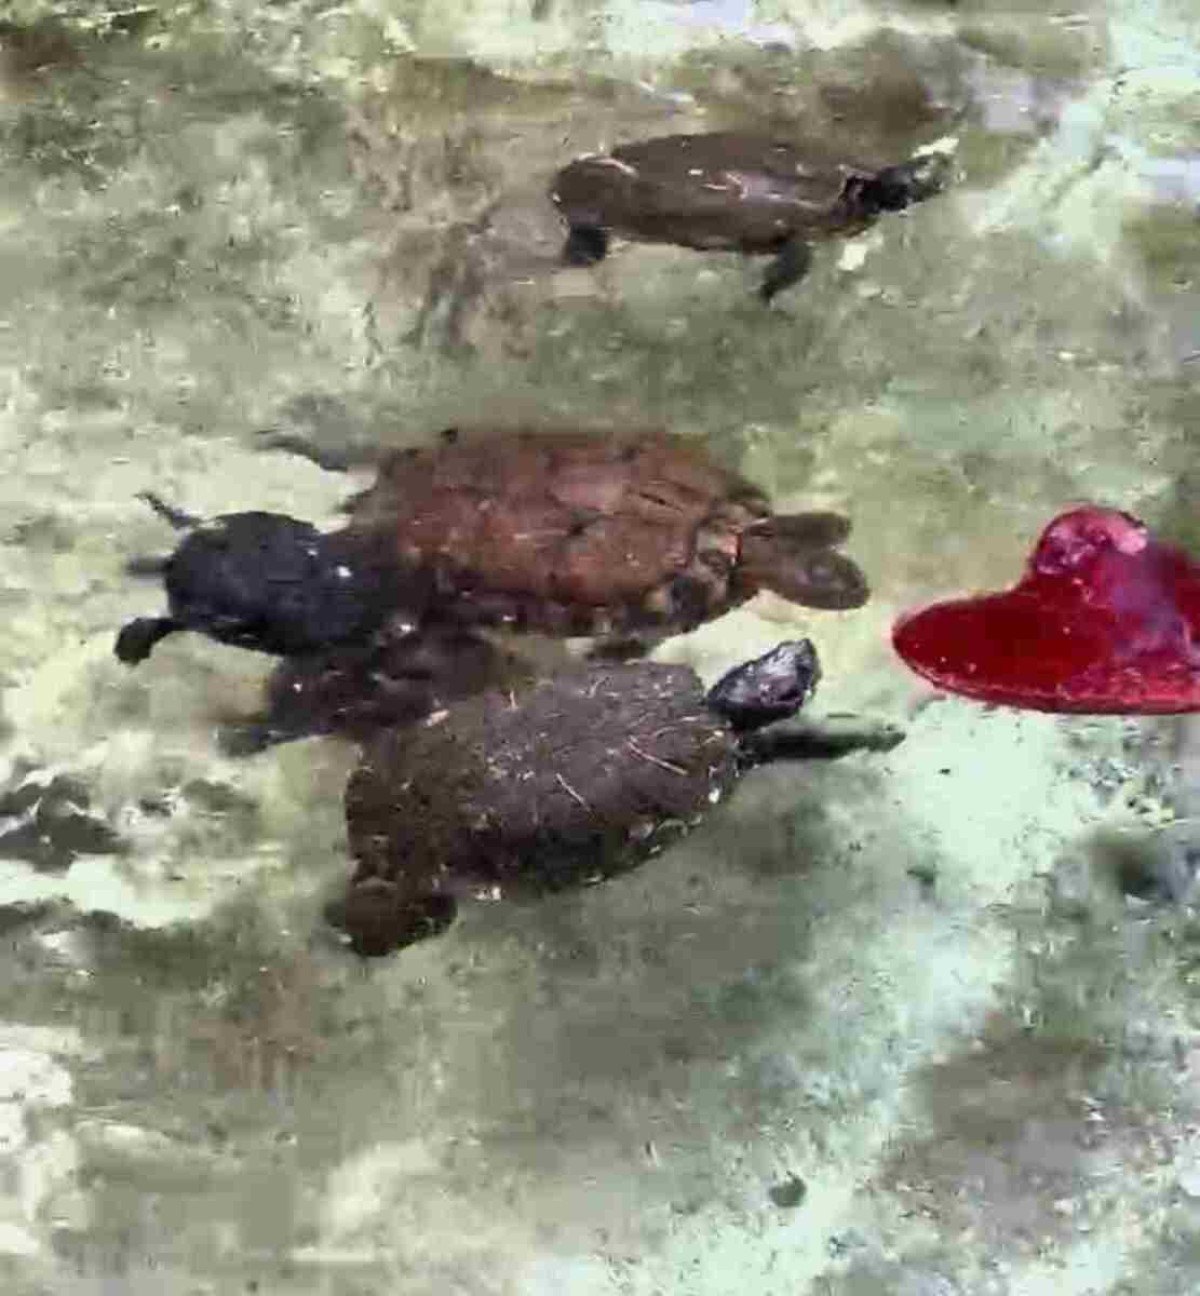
[338,426,869,654]
[892,506,1200,714]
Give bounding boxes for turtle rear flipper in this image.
[326,881,458,958]
[585,633,662,662]
[738,514,868,610]
[563,224,608,266]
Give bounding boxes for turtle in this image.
[333,425,869,656]
[115,426,867,677]
[549,131,952,302]
[216,625,532,755]
[328,639,906,957]
[113,492,439,666]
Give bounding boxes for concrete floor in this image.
[0,1,1198,1291]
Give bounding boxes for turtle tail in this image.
[137,491,201,530]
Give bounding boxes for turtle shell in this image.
[343,659,742,905]
[344,427,842,637]
[218,626,532,755]
[551,132,885,254]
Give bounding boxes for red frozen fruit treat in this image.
[892,506,1200,714]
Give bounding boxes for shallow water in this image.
[1,2,1199,1291]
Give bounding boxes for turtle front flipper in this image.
[759,236,812,303]
[255,432,365,473]
[325,878,458,958]
[739,515,869,610]
[585,633,663,662]
[563,224,609,266]
[114,615,180,665]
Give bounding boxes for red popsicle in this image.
[892,506,1200,714]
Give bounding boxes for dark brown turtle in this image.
[328,639,905,957]
[550,131,951,301]
[338,426,869,654]
[217,626,531,755]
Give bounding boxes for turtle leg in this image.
[586,633,661,662]
[325,879,458,958]
[114,616,180,665]
[563,223,608,267]
[740,714,907,764]
[255,432,364,473]
[123,554,169,577]
[263,427,460,480]
[759,237,812,303]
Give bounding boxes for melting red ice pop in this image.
[892,506,1200,714]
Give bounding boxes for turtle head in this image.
[737,513,870,610]
[705,639,821,732]
[845,148,951,216]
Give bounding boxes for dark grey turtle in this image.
[328,639,905,957]
[113,493,436,666]
[550,131,951,301]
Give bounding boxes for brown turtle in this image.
[337,426,869,654]
[328,639,905,957]
[550,132,951,302]
[217,626,532,755]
